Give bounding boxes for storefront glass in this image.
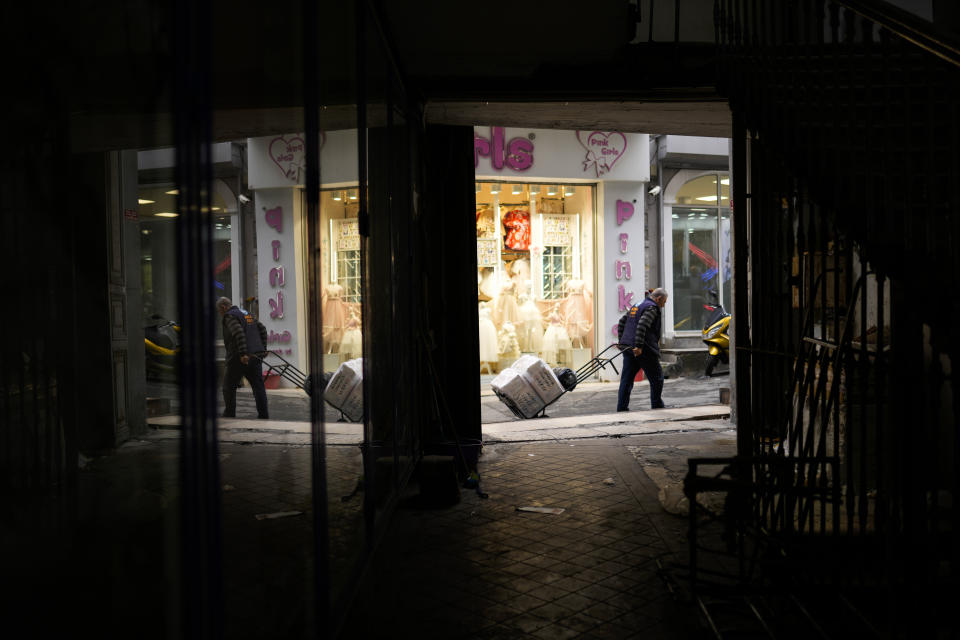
[319,187,363,367]
[476,181,596,374]
[671,173,731,331]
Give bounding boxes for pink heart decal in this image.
[269,135,307,182]
[576,131,627,177]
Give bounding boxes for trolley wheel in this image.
[705,354,720,376]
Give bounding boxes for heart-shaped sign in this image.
[576,131,627,177]
[269,135,307,182]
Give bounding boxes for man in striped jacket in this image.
[217,297,270,419]
[616,288,668,411]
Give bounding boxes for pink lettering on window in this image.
[268,291,284,319]
[265,206,283,233]
[269,266,285,287]
[619,233,628,253]
[615,261,632,280]
[271,240,281,261]
[616,200,634,226]
[618,285,634,311]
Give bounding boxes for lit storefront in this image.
[474,126,650,379]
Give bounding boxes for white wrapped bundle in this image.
[339,380,364,422]
[490,368,545,419]
[511,355,564,404]
[325,358,363,412]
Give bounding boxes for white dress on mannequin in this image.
[494,279,521,327]
[541,309,572,366]
[517,294,544,353]
[339,312,363,361]
[478,303,499,363]
[561,278,593,349]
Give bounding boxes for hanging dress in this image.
[339,313,363,361]
[517,295,544,353]
[541,310,572,366]
[478,304,499,363]
[561,279,594,349]
[493,279,520,328]
[502,209,531,251]
[322,283,349,352]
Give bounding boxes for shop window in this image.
[321,189,363,365]
[669,173,732,332]
[475,182,595,374]
[332,218,362,303]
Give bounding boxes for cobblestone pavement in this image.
[340,440,712,639]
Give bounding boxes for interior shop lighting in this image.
[720,178,730,185]
[138,198,154,204]
[155,212,179,218]
[529,184,540,195]
[165,189,179,195]
[333,191,342,201]
[512,183,523,195]
[490,183,501,194]
[348,189,358,200]
[696,195,719,202]
[672,213,679,218]
[211,206,221,211]
[546,185,558,196]
[563,185,575,197]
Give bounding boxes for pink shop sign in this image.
[474,127,534,172]
[268,132,326,183]
[576,131,627,178]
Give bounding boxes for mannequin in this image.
[340,310,362,361]
[541,306,572,366]
[498,321,521,363]
[561,278,593,349]
[478,303,499,367]
[322,283,349,353]
[493,279,520,328]
[510,258,531,297]
[517,293,544,353]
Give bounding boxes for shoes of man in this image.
[616,408,630,412]
[221,412,235,418]
[258,415,269,420]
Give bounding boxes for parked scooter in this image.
[145,314,180,380]
[701,290,730,376]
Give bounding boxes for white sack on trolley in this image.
[490,368,545,419]
[511,355,564,405]
[324,358,364,421]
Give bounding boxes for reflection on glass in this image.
[672,208,719,331]
[476,182,595,374]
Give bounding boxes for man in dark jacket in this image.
[616,288,668,411]
[217,297,269,419]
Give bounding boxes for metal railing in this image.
[686,1,960,636]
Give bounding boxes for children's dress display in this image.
[541,309,572,366]
[478,304,499,364]
[493,279,520,328]
[560,278,594,349]
[516,294,544,353]
[322,283,349,352]
[497,321,521,362]
[502,209,531,250]
[339,312,362,361]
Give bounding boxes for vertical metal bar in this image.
[732,112,753,522]
[174,0,221,635]
[302,0,329,630]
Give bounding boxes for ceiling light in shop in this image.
[529,184,540,195]
[688,228,694,233]
[165,189,179,195]
[138,198,154,205]
[155,212,179,218]
[696,195,719,202]
[348,189,358,200]
[489,183,501,194]
[512,184,522,195]
[333,191,342,201]
[546,185,557,196]
[672,213,679,219]
[721,178,730,185]
[563,185,575,197]
[211,206,221,211]
[141,229,151,235]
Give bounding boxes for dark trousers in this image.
[616,349,664,411]
[222,356,269,418]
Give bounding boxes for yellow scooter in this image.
[701,290,730,376]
